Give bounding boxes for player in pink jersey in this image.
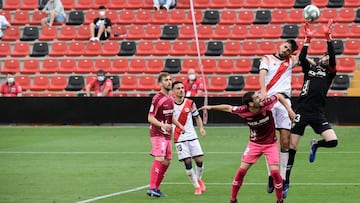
[259,39,299,193]
[147,72,184,198]
[172,81,206,195]
[199,92,295,203]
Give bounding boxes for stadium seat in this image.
[243,0,261,7]
[138,75,156,91]
[243,75,260,90]
[118,10,135,24]
[240,41,259,56]
[105,9,119,24]
[327,0,344,7]
[111,25,127,40]
[213,25,231,39]
[197,25,213,39]
[318,9,338,23]
[11,42,30,57]
[343,40,360,55]
[147,58,164,73]
[152,10,169,24]
[205,41,223,56]
[62,0,75,10]
[30,42,49,57]
[102,41,119,56]
[250,58,261,73]
[30,10,47,25]
[109,0,126,9]
[234,58,252,73]
[223,41,241,56]
[225,75,245,91]
[68,42,85,56]
[84,10,98,25]
[127,25,145,39]
[128,58,146,73]
[219,10,237,24]
[264,24,282,38]
[76,25,91,40]
[185,10,203,24]
[3,0,20,9]
[107,75,120,90]
[194,0,210,8]
[217,59,235,74]
[208,76,227,92]
[337,57,356,72]
[182,58,200,73]
[0,10,10,24]
[95,58,111,72]
[134,9,152,24]
[169,9,186,24]
[58,58,76,73]
[293,0,310,8]
[3,59,21,73]
[163,58,181,73]
[331,75,349,90]
[21,0,38,9]
[344,0,360,7]
[271,10,288,24]
[230,25,247,39]
[41,58,59,73]
[288,9,303,23]
[332,23,349,38]
[236,10,254,24]
[253,10,271,24]
[258,41,276,55]
[178,25,195,39]
[20,26,39,41]
[281,24,299,38]
[31,76,50,91]
[39,27,58,41]
[58,26,76,40]
[350,24,360,38]
[154,41,171,56]
[0,42,10,57]
[354,9,360,23]
[332,40,344,55]
[23,92,41,97]
[171,41,189,56]
[66,11,84,25]
[41,92,58,97]
[111,58,129,73]
[49,75,67,91]
[160,25,179,40]
[118,41,136,56]
[94,0,110,8]
[337,8,356,23]
[210,0,227,8]
[308,40,327,55]
[312,0,328,7]
[76,0,94,9]
[119,75,138,90]
[84,41,102,56]
[189,41,206,56]
[49,42,68,56]
[291,75,304,90]
[263,0,294,8]
[201,58,217,73]
[77,58,95,73]
[202,10,220,25]
[136,40,154,56]
[65,75,85,91]
[15,75,31,91]
[247,25,266,39]
[127,0,143,8]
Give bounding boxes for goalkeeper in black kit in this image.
[282,19,339,199]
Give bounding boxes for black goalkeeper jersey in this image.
[296,41,337,113]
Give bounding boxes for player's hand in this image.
[161,123,172,131]
[259,90,267,100]
[304,22,314,44]
[288,109,296,122]
[199,127,206,137]
[324,19,333,41]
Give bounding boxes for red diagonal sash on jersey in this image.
[266,58,290,91]
[174,99,192,142]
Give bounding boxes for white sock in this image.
[196,165,204,180]
[265,158,271,176]
[186,169,200,188]
[280,151,289,180]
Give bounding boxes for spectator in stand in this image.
[0,14,11,39]
[183,68,205,97]
[0,73,22,97]
[153,0,177,11]
[89,6,112,41]
[85,69,113,97]
[40,0,66,27]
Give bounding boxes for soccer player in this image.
[172,81,206,195]
[147,72,184,197]
[199,92,295,203]
[259,39,298,193]
[284,20,338,199]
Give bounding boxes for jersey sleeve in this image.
[259,55,270,71]
[299,45,310,73]
[261,95,278,111]
[327,41,336,73]
[191,101,200,117]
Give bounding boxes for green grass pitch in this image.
[0,126,359,203]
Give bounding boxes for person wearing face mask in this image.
[89,5,112,41]
[183,69,204,97]
[153,0,177,10]
[0,73,22,97]
[85,69,113,97]
[40,0,66,27]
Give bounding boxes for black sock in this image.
[285,148,297,184]
[316,139,338,148]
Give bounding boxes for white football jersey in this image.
[172,98,199,142]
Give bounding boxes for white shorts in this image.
[175,139,204,161]
[271,99,292,130]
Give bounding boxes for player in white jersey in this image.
[172,81,206,195]
[259,39,299,194]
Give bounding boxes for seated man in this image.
[40,0,66,27]
[0,14,11,38]
[153,0,177,10]
[89,6,112,41]
[0,73,22,97]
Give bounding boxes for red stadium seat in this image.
[49,42,68,56]
[59,58,76,73]
[219,10,237,24]
[58,26,76,40]
[243,75,260,90]
[210,0,227,8]
[111,58,129,73]
[15,75,31,91]
[110,25,127,40]
[201,58,217,74]
[169,10,186,24]
[13,10,30,25]
[76,0,95,9]
[119,75,138,90]
[128,58,146,73]
[11,42,30,57]
[41,58,59,73]
[30,10,47,25]
[288,9,303,23]
[102,41,120,56]
[258,41,276,55]
[147,58,164,73]
[177,0,190,8]
[227,0,244,8]
[59,92,76,97]
[84,41,102,56]
[262,0,281,8]
[171,41,190,56]
[31,76,50,91]
[338,8,356,23]
[2,26,20,41]
[308,40,327,55]
[118,10,135,24]
[138,75,156,91]
[265,24,282,38]
[62,0,75,10]
[343,40,360,55]
[143,0,154,8]
[291,75,304,90]
[278,0,294,8]
[240,41,259,56]
[152,10,169,24]
[106,10,119,24]
[154,41,171,56]
[95,58,111,72]
[217,59,235,74]
[0,10,11,24]
[181,58,200,73]
[85,76,97,86]
[68,42,85,56]
[21,0,38,9]
[3,59,21,73]
[243,0,261,8]
[76,25,91,40]
[49,75,67,91]
[350,24,360,38]
[84,10,97,25]
[331,24,349,38]
[230,25,247,39]
[77,58,95,73]
[109,0,126,9]
[185,10,203,24]
[223,41,241,56]
[213,25,231,39]
[94,0,111,8]
[189,41,206,56]
[247,25,266,39]
[136,40,154,56]
[337,57,356,73]
[344,0,360,7]
[197,25,214,39]
[312,0,328,7]
[22,59,40,74]
[194,0,210,8]
[208,76,227,92]
[39,26,58,41]
[234,58,252,73]
[236,10,254,24]
[127,25,145,39]
[127,0,143,8]
[178,25,195,39]
[135,9,152,24]
[271,10,288,24]
[318,9,338,23]
[0,42,10,57]
[144,25,162,39]
[3,0,20,9]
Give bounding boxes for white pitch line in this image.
[0,151,359,154]
[164,182,360,186]
[76,184,149,203]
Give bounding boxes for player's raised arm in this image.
[199,104,233,113]
[259,56,269,100]
[275,93,295,121]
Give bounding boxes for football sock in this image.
[186,169,200,188]
[271,169,283,202]
[231,167,247,201]
[156,162,170,190]
[195,161,204,180]
[316,139,338,148]
[265,159,271,176]
[149,160,162,189]
[285,148,297,184]
[280,151,289,180]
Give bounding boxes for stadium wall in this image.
[0,97,359,125]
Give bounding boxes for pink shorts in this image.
[150,136,172,160]
[241,141,279,165]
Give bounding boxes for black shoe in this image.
[277,200,283,203]
[267,176,274,193]
[230,199,238,203]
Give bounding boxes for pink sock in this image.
[156,162,170,190]
[271,169,283,202]
[231,167,247,201]
[149,160,162,189]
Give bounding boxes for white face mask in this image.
[97,76,105,82]
[99,11,105,16]
[188,74,196,81]
[7,77,14,83]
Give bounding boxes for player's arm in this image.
[192,102,206,136]
[199,104,233,113]
[259,56,269,99]
[85,83,92,96]
[325,19,336,73]
[172,116,185,133]
[148,114,172,131]
[275,93,295,121]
